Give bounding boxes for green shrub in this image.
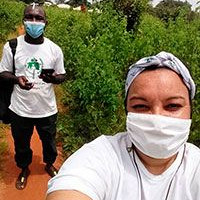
[0,0,25,41]
[45,6,133,154]
[45,4,200,154]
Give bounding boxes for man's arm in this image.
[0,71,34,90]
[46,190,92,200]
[0,71,18,84]
[39,73,66,84]
[52,74,66,84]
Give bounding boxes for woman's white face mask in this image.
[126,112,191,159]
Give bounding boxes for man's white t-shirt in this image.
[47,132,200,200]
[0,35,65,118]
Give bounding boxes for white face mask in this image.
[126,112,191,159]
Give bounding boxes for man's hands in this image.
[16,72,66,89]
[39,73,56,83]
[17,76,34,90]
[0,71,65,89]
[39,72,66,84]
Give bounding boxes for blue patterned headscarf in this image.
[125,51,196,99]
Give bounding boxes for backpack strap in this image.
[8,38,17,74]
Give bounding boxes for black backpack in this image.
[0,38,17,124]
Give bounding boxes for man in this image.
[0,3,66,190]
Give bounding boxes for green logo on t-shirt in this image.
[27,58,43,71]
[25,57,44,80]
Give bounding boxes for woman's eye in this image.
[165,104,182,110]
[131,104,149,111]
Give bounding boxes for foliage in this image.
[67,0,91,7]
[17,0,46,5]
[153,0,193,22]
[45,2,200,154]
[0,125,8,171]
[18,0,37,3]
[45,5,131,154]
[0,0,25,42]
[196,1,200,12]
[46,1,200,154]
[100,0,149,31]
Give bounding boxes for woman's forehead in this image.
[128,68,189,96]
[133,68,180,82]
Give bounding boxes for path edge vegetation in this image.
[0,0,26,174]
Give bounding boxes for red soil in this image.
[0,127,64,200]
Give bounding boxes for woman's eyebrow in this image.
[129,96,147,101]
[129,96,186,101]
[166,96,186,101]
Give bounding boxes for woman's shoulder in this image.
[186,142,200,154]
[185,142,200,161]
[47,133,129,200]
[184,143,200,189]
[88,132,130,153]
[184,143,200,175]
[64,132,130,167]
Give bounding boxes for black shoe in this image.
[15,168,30,190]
[45,164,58,177]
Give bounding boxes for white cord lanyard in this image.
[128,144,186,200]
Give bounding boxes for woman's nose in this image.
[151,106,164,115]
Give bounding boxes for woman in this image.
[46,52,200,200]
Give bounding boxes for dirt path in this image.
[0,127,64,200]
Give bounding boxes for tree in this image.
[18,0,33,3]
[18,0,45,4]
[102,0,149,32]
[154,0,192,22]
[67,0,90,7]
[195,0,200,12]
